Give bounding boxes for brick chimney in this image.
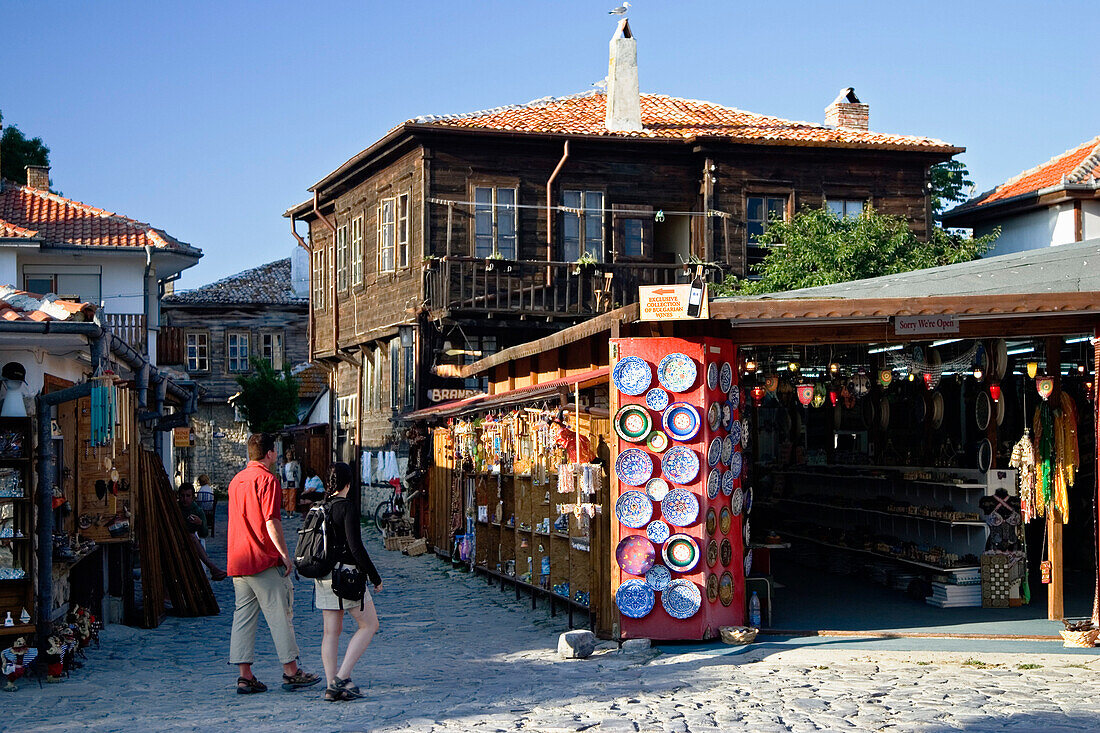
[25,165,50,190]
[825,88,869,131]
[605,19,642,133]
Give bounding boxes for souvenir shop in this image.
[420,285,1100,645]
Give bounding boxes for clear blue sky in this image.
[2,1,1096,289]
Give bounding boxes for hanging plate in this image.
[657,353,697,393]
[614,405,653,443]
[721,469,735,496]
[719,506,732,535]
[616,535,657,576]
[729,419,742,447]
[615,490,653,528]
[722,403,733,430]
[646,519,671,545]
[721,436,735,466]
[663,403,701,441]
[662,536,701,574]
[647,431,669,453]
[707,402,721,432]
[730,486,744,516]
[718,572,734,606]
[707,362,719,390]
[705,507,717,536]
[645,477,670,502]
[719,362,734,394]
[741,418,750,448]
[879,397,890,430]
[706,573,719,603]
[992,338,1008,381]
[977,439,993,473]
[975,391,991,431]
[707,437,722,467]
[720,537,733,566]
[706,539,719,567]
[744,549,754,579]
[743,518,751,546]
[729,451,743,480]
[743,487,753,515]
[706,469,720,499]
[613,356,652,396]
[662,578,702,619]
[661,446,700,485]
[995,394,1006,426]
[729,384,740,410]
[931,391,944,429]
[616,448,654,486]
[661,488,700,527]
[645,387,670,412]
[645,564,672,592]
[615,578,655,618]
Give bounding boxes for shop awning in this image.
[405,367,609,421]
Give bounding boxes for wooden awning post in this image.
[1045,336,1064,621]
[1094,329,1100,628]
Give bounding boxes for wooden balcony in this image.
[157,326,186,366]
[424,257,722,320]
[103,313,147,354]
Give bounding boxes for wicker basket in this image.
[384,535,414,551]
[1059,628,1099,648]
[719,626,758,645]
[403,538,428,557]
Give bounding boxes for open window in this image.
[612,204,654,261]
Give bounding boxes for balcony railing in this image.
[424,257,723,319]
[103,313,147,354]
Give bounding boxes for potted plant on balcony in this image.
[571,251,599,276]
[484,251,504,272]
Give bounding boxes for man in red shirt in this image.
[228,433,320,694]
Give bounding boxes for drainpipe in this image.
[546,140,570,285]
[143,245,154,358]
[312,191,339,361]
[290,217,314,363]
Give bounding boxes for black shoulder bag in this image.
[328,499,367,609]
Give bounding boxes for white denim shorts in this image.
[314,572,371,611]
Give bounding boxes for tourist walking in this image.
[227,433,320,695]
[314,462,383,702]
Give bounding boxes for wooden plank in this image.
[1045,337,1064,621]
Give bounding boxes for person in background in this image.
[177,483,226,581]
[195,474,215,513]
[227,433,320,695]
[282,449,301,519]
[299,467,325,509]
[313,462,382,702]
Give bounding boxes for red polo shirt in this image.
[227,461,282,577]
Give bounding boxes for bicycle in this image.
[374,480,421,536]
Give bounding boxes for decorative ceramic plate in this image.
[719,506,732,535]
[706,539,719,567]
[661,446,700,485]
[707,437,722,467]
[645,564,672,592]
[657,353,697,393]
[705,507,717,536]
[647,431,669,453]
[615,490,653,529]
[977,439,992,473]
[744,548,754,579]
[645,387,670,412]
[721,436,735,466]
[729,384,740,410]
[729,451,742,480]
[707,362,719,390]
[975,391,991,431]
[645,477,670,502]
[662,578,702,619]
[616,535,657,576]
[996,394,1005,426]
[663,403,701,441]
[646,519,671,545]
[615,578,655,618]
[743,487,752,515]
[729,419,742,446]
[706,469,720,499]
[613,356,652,396]
[708,402,721,431]
[720,538,733,566]
[721,469,735,497]
[730,487,744,516]
[722,402,733,430]
[662,534,701,573]
[743,518,751,546]
[741,418,750,448]
[706,573,719,603]
[718,572,734,606]
[661,488,700,527]
[719,362,734,394]
[614,405,653,443]
[616,448,654,487]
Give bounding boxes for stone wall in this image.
[177,403,250,490]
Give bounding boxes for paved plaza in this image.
[5,517,1100,733]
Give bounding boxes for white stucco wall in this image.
[0,250,19,289]
[15,252,148,314]
[978,203,1077,257]
[1083,200,1100,241]
[0,345,88,399]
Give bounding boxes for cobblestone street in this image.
[5,518,1100,733]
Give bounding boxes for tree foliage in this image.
[0,111,51,185]
[715,206,998,297]
[234,357,301,433]
[930,159,974,215]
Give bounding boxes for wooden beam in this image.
[1045,336,1064,621]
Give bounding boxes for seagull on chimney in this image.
[609,2,630,15]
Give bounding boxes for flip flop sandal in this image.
[281,670,321,691]
[237,676,267,694]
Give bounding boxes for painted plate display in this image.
[729,451,743,480]
[613,356,652,396]
[662,403,701,441]
[616,448,654,487]
[741,418,751,448]
[645,387,670,412]
[707,437,722,467]
[706,540,719,567]
[744,548,754,579]
[657,353,697,393]
[705,507,717,536]
[721,469,735,497]
[706,469,720,499]
[707,362,719,390]
[661,488,700,527]
[616,535,657,576]
[614,405,653,443]
[729,384,740,410]
[730,487,744,516]
[615,490,653,529]
[615,578,655,618]
[729,419,742,446]
[645,564,672,592]
[718,572,734,607]
[743,487,753,515]
[646,519,671,545]
[706,573,719,603]
[662,534,701,573]
[645,477,670,502]
[720,538,733,566]
[719,362,734,393]
[661,445,700,485]
[719,506,732,535]
[646,431,669,453]
[721,436,735,466]
[707,402,720,431]
[722,402,733,430]
[743,518,751,546]
[662,578,702,619]
[975,391,991,431]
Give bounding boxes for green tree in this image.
[0,111,51,185]
[930,159,974,216]
[234,357,301,433]
[715,206,998,296]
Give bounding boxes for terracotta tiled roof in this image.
[949,135,1100,215]
[164,258,306,306]
[0,285,95,322]
[0,219,38,239]
[0,180,196,252]
[291,362,328,397]
[408,91,960,153]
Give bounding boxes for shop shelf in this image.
[777,497,987,528]
[781,530,979,573]
[0,623,35,636]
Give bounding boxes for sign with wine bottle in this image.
[638,281,709,321]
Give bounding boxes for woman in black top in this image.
[314,463,383,702]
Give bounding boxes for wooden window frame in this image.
[226,330,251,373]
[185,330,210,373]
[312,246,325,309]
[561,189,608,262]
[397,193,410,269]
[350,215,364,285]
[824,196,868,218]
[260,330,285,370]
[335,223,349,291]
[610,203,653,262]
[379,198,396,273]
[744,191,793,272]
[468,179,520,260]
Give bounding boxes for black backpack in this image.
[294,497,344,578]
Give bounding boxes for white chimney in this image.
[605,19,642,133]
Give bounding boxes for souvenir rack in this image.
[0,417,35,639]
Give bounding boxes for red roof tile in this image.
[0,181,195,251]
[0,285,96,322]
[408,92,960,153]
[0,218,38,239]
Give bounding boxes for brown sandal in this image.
[237,676,267,694]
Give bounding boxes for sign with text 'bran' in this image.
[639,284,709,321]
[893,315,959,337]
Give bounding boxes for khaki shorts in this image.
[314,570,372,611]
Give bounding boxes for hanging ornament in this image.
[811,384,827,408]
[829,390,839,406]
[989,383,1002,401]
[828,362,840,376]
[796,384,814,407]
[878,369,893,388]
[1026,361,1039,379]
[751,385,766,405]
[1035,377,1054,401]
[744,358,757,374]
[972,366,984,382]
[764,374,779,393]
[851,371,870,398]
[788,361,800,373]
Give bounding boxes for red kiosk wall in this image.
[611,336,745,640]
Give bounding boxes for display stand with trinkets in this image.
[0,417,34,651]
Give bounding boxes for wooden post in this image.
[1045,336,1064,621]
[1093,327,1100,628]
